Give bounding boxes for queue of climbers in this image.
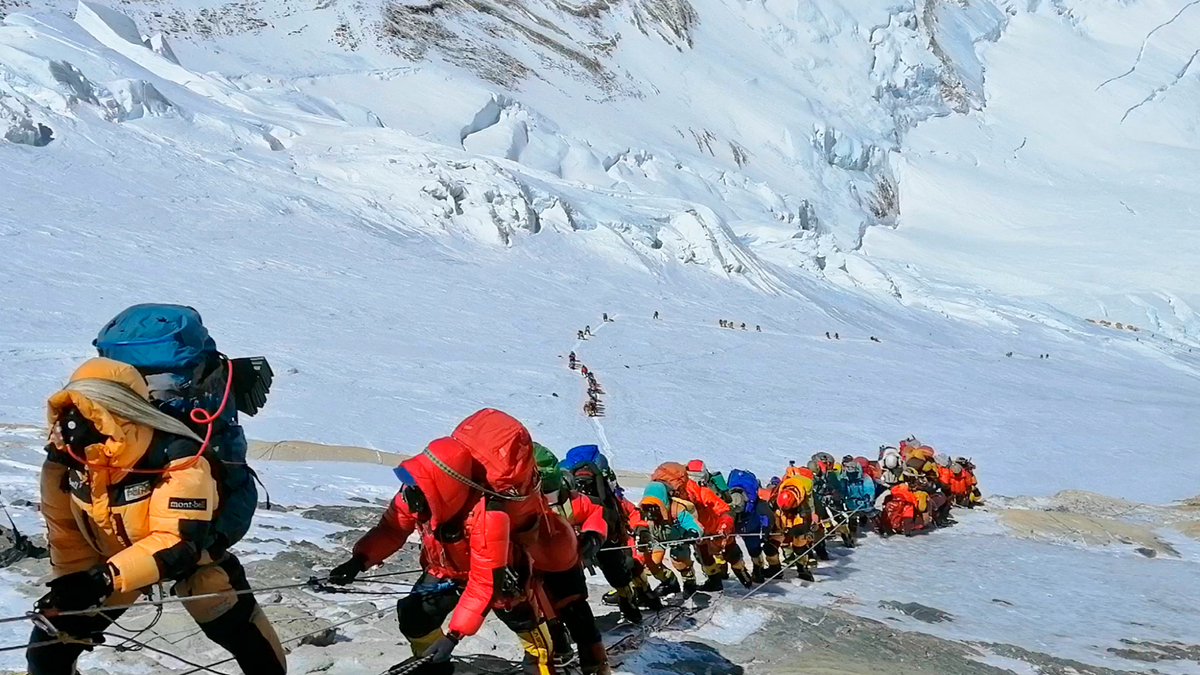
[23,304,983,675]
[718,319,760,332]
[570,353,605,418]
[324,431,983,675]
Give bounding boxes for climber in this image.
[727,469,771,584]
[875,468,928,537]
[568,352,577,370]
[955,457,983,506]
[560,445,660,620]
[331,410,579,675]
[653,462,734,591]
[635,481,703,597]
[878,447,903,490]
[578,331,585,341]
[653,311,660,320]
[807,454,844,556]
[30,358,286,675]
[839,458,876,542]
[584,325,592,336]
[756,325,761,332]
[533,445,612,674]
[946,462,969,507]
[766,472,818,582]
[685,461,744,585]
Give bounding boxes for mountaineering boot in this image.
[637,586,664,611]
[655,576,680,597]
[682,579,699,596]
[601,590,619,606]
[816,541,831,561]
[732,566,753,588]
[763,563,782,580]
[751,565,765,584]
[615,586,642,624]
[796,565,815,582]
[617,595,643,624]
[548,620,574,668]
[699,575,724,592]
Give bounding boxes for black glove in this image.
[328,555,366,585]
[229,356,274,417]
[634,526,652,551]
[423,632,460,663]
[579,531,603,568]
[38,564,114,613]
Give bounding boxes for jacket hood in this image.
[402,436,482,526]
[451,408,536,496]
[650,462,688,494]
[47,358,156,471]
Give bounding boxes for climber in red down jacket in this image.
[328,431,570,675]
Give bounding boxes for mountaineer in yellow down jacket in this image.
[28,358,286,675]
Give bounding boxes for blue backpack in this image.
[561,444,611,475]
[727,469,760,513]
[841,472,876,512]
[95,304,273,552]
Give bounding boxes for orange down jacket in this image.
[42,359,220,595]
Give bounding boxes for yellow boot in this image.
[516,622,557,675]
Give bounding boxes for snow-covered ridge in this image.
[5,0,1200,337]
[0,0,1017,296]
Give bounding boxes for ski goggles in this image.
[393,466,431,520]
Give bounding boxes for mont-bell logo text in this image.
[168,497,208,511]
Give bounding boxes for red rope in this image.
[62,360,233,475]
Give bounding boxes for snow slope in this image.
[867,0,1200,336]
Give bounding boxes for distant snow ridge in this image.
[0,0,1016,297]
